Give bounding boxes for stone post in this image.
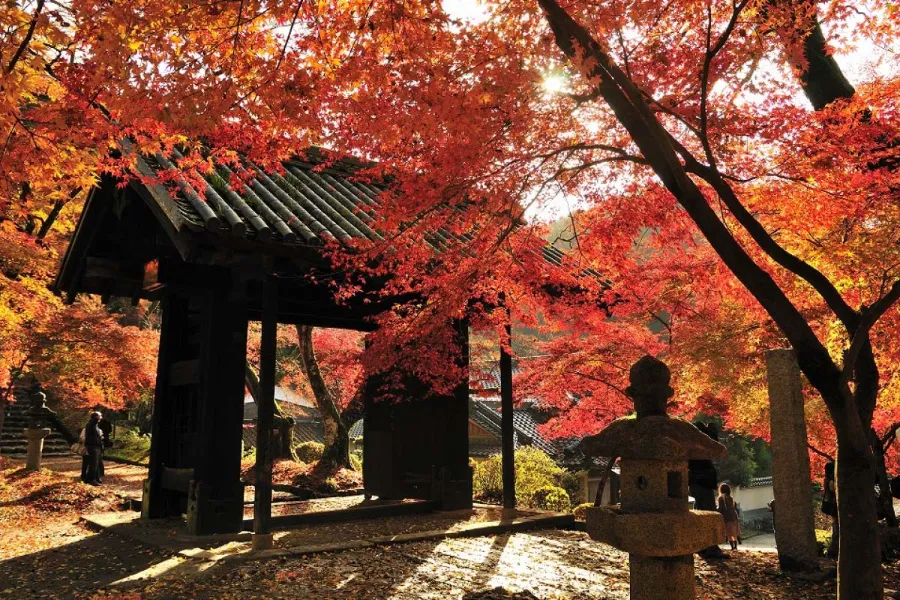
[766,348,819,571]
[24,427,51,471]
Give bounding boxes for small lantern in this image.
[581,356,726,600]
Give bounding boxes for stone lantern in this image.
[581,355,726,600]
[24,390,55,472]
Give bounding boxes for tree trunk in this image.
[245,361,298,462]
[871,428,897,527]
[835,411,883,599]
[35,199,65,241]
[534,1,888,594]
[296,325,351,470]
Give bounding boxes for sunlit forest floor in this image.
[2,456,900,600]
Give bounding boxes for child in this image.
[717,483,741,551]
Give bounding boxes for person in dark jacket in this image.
[823,462,838,558]
[690,421,726,559]
[97,412,112,483]
[81,411,103,486]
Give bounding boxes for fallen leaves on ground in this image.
[0,456,127,561]
[0,456,122,511]
[7,454,900,599]
[240,458,362,494]
[93,530,900,600]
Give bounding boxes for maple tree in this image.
[0,222,158,437]
[246,323,364,469]
[2,0,898,596]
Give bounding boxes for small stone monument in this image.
[24,390,54,471]
[581,356,727,600]
[766,348,819,571]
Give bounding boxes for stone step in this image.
[0,436,69,445]
[0,427,66,440]
[0,449,71,457]
[0,439,70,448]
[0,444,70,453]
[0,438,70,448]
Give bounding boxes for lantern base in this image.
[630,554,694,600]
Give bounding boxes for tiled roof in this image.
[134,146,490,255]
[470,363,503,393]
[746,476,773,488]
[136,147,386,247]
[131,146,616,274]
[244,398,607,468]
[243,386,313,406]
[243,387,315,420]
[293,421,325,445]
[468,398,573,463]
[468,398,611,468]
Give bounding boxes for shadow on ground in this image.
[0,530,182,600]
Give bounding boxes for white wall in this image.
[732,484,774,512]
[587,475,615,505]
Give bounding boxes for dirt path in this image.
[39,455,148,500]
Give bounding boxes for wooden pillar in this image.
[252,272,277,549]
[362,320,472,509]
[142,291,185,520]
[186,292,247,535]
[500,307,515,510]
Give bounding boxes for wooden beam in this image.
[499,297,515,510]
[141,282,167,300]
[252,268,278,548]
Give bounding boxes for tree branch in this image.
[880,423,900,454]
[790,2,855,110]
[841,281,900,386]
[682,158,859,329]
[5,0,45,76]
[808,443,835,462]
[274,1,304,71]
[535,0,843,402]
[698,0,749,167]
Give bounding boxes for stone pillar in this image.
[24,427,51,471]
[630,555,694,600]
[766,348,819,571]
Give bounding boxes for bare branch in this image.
[880,423,900,453]
[808,443,835,462]
[841,281,900,386]
[274,1,304,71]
[6,0,45,76]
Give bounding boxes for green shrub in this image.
[472,446,566,509]
[559,470,586,505]
[573,503,593,521]
[296,441,324,463]
[472,457,504,503]
[815,528,833,556]
[533,485,571,512]
[105,429,151,464]
[350,450,363,472]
